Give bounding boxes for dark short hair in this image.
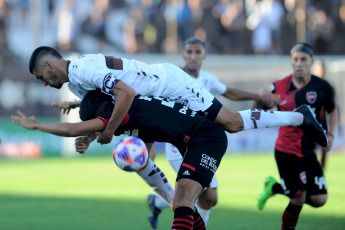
[184,37,206,48]
[79,89,113,121]
[290,42,314,57]
[29,46,63,74]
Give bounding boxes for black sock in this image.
[272,183,285,194]
[171,206,194,230]
[193,209,206,230]
[281,202,302,230]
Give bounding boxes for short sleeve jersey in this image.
[272,74,335,157]
[67,54,167,99]
[98,96,205,152]
[195,70,227,96]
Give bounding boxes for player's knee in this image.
[198,188,218,209]
[308,194,328,207]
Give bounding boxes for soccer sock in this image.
[195,203,210,226]
[193,208,206,230]
[272,183,285,195]
[238,109,303,131]
[171,206,194,230]
[281,202,303,230]
[155,196,171,210]
[137,159,174,204]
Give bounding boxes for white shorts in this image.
[160,63,215,112]
[165,143,218,189]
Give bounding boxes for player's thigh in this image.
[275,150,306,198]
[177,121,227,189]
[304,155,327,196]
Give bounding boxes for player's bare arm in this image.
[251,87,277,109]
[223,87,280,108]
[12,110,104,137]
[323,108,338,152]
[97,80,136,145]
[51,100,81,114]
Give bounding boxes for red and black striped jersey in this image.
[272,74,335,157]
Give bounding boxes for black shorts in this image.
[198,98,223,121]
[275,150,327,198]
[176,120,228,188]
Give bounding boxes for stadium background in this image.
[0,1,344,230]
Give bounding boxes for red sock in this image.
[172,207,194,230]
[193,209,206,230]
[282,202,302,230]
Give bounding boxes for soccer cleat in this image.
[257,176,277,210]
[146,194,161,229]
[295,104,328,147]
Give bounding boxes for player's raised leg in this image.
[214,105,327,147]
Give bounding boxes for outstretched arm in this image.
[11,111,104,137]
[223,87,280,108]
[97,81,136,144]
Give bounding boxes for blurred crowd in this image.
[0,0,345,56]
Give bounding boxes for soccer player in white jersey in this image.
[29,46,327,148]
[29,46,327,228]
[147,37,283,228]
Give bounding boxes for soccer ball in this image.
[113,136,148,172]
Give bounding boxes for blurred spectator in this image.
[308,9,335,54]
[219,0,248,54]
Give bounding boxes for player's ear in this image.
[203,50,208,59]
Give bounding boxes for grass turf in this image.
[0,153,344,230]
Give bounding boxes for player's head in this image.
[290,42,314,78]
[29,46,66,89]
[79,89,113,121]
[182,37,207,75]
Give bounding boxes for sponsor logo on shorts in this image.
[200,154,217,173]
[182,170,190,176]
[300,171,307,184]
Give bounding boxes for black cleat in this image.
[295,104,328,147]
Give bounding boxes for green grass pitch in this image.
[0,153,344,230]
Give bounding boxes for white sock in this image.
[195,203,211,226]
[238,109,303,131]
[137,159,174,204]
[154,196,171,210]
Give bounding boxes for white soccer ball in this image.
[113,136,148,172]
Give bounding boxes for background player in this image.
[253,43,337,230]
[147,37,281,228]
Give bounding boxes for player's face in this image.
[182,44,207,73]
[290,52,314,79]
[33,66,64,89]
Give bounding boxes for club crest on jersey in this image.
[306,91,317,104]
[300,171,307,184]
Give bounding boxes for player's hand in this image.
[11,111,37,130]
[51,101,72,114]
[97,129,113,144]
[259,93,280,109]
[75,136,90,154]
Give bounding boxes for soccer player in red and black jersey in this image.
[253,42,338,230]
